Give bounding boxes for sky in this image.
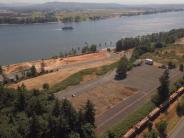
[1,0,184,4]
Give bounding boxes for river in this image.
[0,11,184,65]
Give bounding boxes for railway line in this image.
[123,87,184,138]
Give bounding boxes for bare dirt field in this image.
[68,80,137,116]
[4,50,110,74]
[8,51,120,90]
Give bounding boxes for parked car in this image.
[145,59,153,65]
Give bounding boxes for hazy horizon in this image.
[1,0,184,5]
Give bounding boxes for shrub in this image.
[156,120,168,136]
[179,64,184,72]
[42,83,50,90]
[177,96,184,116]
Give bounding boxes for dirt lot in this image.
[68,80,137,116]
[141,38,184,65]
[67,64,180,116]
[8,51,120,90]
[4,50,110,74]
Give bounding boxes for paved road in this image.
[55,70,115,98]
[169,118,184,138]
[55,65,183,134]
[96,66,183,134]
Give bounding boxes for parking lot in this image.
[56,64,183,134]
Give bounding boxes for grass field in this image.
[48,62,118,94]
[141,43,184,65]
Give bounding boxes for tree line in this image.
[0,16,57,24]
[116,29,184,60]
[0,85,96,138]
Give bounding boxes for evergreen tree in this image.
[60,99,78,130]
[43,83,50,90]
[47,115,56,138]
[30,65,37,77]
[83,100,95,127]
[80,123,95,138]
[115,57,128,80]
[15,91,26,111]
[90,44,97,53]
[27,114,42,138]
[34,98,45,115]
[40,60,45,74]
[26,97,45,116]
[52,99,60,117]
[157,69,170,102]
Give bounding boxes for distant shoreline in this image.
[0,10,184,26]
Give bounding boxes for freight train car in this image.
[122,87,184,138]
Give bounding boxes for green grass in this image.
[96,62,118,76]
[48,62,118,93]
[99,101,155,138]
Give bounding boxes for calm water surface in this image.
[0,11,184,65]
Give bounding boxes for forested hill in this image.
[0,2,126,11]
[0,85,96,138]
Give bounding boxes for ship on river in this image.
[62,26,74,30]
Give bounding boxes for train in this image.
[122,87,184,138]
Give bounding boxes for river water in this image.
[0,11,184,65]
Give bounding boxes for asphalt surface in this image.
[169,118,184,138]
[55,64,183,134]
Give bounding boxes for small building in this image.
[145,59,153,65]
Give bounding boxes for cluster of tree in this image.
[0,16,57,24]
[26,62,46,78]
[152,69,170,106]
[89,16,106,21]
[144,120,168,138]
[115,57,128,80]
[114,57,134,80]
[81,44,97,54]
[116,29,184,60]
[61,15,106,23]
[0,85,96,138]
[58,44,99,58]
[58,41,113,58]
[62,16,86,23]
